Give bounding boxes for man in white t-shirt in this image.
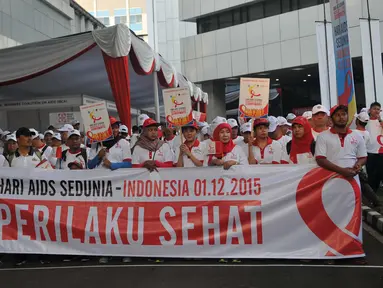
[227,118,244,144]
[30,128,53,160]
[58,124,73,152]
[56,130,89,170]
[353,111,370,146]
[269,116,291,150]
[315,105,367,178]
[302,111,314,127]
[312,104,330,140]
[9,127,44,168]
[237,121,252,158]
[365,102,383,192]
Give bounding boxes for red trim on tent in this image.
[0,43,98,86]
[158,69,174,88]
[200,102,207,114]
[102,53,132,135]
[129,47,155,75]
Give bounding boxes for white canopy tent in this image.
[0,24,208,132]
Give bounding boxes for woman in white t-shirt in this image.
[249,118,283,164]
[285,116,316,164]
[132,118,174,171]
[175,121,205,168]
[208,116,248,169]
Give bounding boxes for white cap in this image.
[277,116,291,127]
[210,116,228,136]
[119,125,129,133]
[312,104,330,116]
[29,128,39,140]
[357,112,369,123]
[360,108,368,113]
[72,120,80,125]
[39,134,44,140]
[5,133,16,142]
[198,121,209,128]
[240,122,252,133]
[58,124,74,132]
[227,118,239,128]
[138,114,150,127]
[268,116,278,133]
[302,111,313,120]
[201,126,210,135]
[68,130,81,138]
[44,130,54,136]
[286,113,296,121]
[52,133,62,141]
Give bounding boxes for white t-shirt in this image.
[233,136,244,145]
[286,140,316,164]
[0,155,6,167]
[57,149,89,170]
[130,134,140,148]
[275,135,291,150]
[250,138,283,164]
[9,149,45,168]
[132,143,174,166]
[236,140,250,158]
[37,144,53,161]
[353,129,370,150]
[174,140,206,167]
[365,119,383,154]
[210,145,249,166]
[315,129,367,168]
[96,139,132,170]
[312,128,329,141]
[165,135,181,154]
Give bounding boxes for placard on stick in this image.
[80,101,112,143]
[239,78,270,119]
[163,87,193,127]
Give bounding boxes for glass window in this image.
[248,2,264,21]
[233,8,241,25]
[241,7,248,23]
[218,11,233,29]
[198,16,218,33]
[97,17,110,26]
[281,0,291,13]
[264,0,281,18]
[130,14,142,24]
[115,16,127,24]
[300,0,319,9]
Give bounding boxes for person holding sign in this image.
[208,116,248,169]
[132,118,174,171]
[248,118,283,164]
[175,120,205,168]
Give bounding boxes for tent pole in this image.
[153,72,161,122]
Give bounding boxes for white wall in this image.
[0,0,100,50]
[148,0,196,73]
[180,1,383,83]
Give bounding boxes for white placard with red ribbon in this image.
[239,78,270,119]
[163,87,193,127]
[0,165,363,259]
[80,101,112,143]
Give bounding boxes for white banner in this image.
[360,19,383,106]
[49,112,81,128]
[0,166,364,259]
[316,22,337,108]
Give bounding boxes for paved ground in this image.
[0,224,382,288]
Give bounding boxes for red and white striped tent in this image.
[0,24,208,133]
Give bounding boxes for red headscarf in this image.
[213,123,236,155]
[290,116,314,164]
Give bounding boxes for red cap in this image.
[253,118,269,127]
[143,118,160,128]
[109,117,120,126]
[330,105,348,117]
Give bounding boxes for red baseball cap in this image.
[253,118,269,127]
[109,117,120,126]
[143,118,160,128]
[330,105,348,117]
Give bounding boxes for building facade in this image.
[76,0,149,41]
[0,0,103,49]
[179,0,383,119]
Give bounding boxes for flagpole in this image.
[366,0,377,102]
[322,0,332,106]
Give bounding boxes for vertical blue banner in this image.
[330,0,357,120]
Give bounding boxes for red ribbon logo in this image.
[296,167,363,257]
[377,135,383,154]
[339,71,353,106]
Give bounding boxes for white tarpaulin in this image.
[0,165,363,259]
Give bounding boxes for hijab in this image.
[290,116,314,164]
[213,123,236,155]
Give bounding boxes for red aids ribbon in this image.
[296,167,364,257]
[339,71,353,106]
[377,135,383,154]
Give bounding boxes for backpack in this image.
[60,148,88,169]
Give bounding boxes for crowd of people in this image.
[0,102,382,265]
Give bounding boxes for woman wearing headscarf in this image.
[208,117,248,170]
[248,118,283,164]
[132,118,174,171]
[175,120,205,167]
[285,116,316,164]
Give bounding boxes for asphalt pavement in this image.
[0,224,382,288]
